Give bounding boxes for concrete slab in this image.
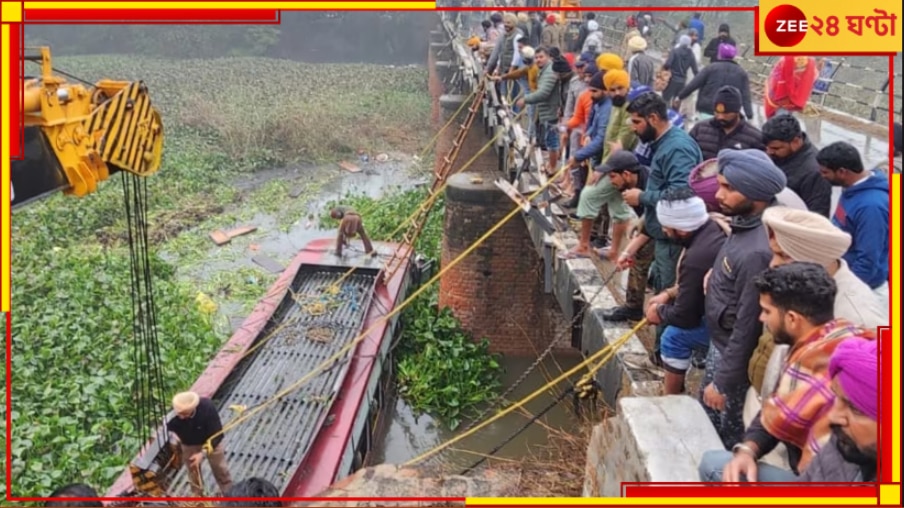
[584,396,724,496]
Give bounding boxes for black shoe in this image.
[601,306,644,321]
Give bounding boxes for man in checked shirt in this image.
[697,262,875,483]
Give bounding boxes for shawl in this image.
[760,318,875,472]
[765,56,818,118]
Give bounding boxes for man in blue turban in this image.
[699,148,786,448]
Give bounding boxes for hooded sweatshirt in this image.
[832,172,889,289]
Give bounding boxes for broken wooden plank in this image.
[209,226,258,246]
[494,178,531,213]
[337,160,361,173]
[252,254,285,274]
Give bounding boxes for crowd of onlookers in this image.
[468,7,892,485]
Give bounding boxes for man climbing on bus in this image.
[330,206,377,258]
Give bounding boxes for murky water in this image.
[369,353,591,472]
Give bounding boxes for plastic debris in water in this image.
[195,292,217,315]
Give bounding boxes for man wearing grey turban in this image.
[700,149,785,449]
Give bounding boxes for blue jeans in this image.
[660,322,710,373]
[698,449,799,483]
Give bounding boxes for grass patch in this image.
[3,55,431,499]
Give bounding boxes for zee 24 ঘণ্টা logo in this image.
[764,4,898,47]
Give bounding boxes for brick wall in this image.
[438,173,562,356]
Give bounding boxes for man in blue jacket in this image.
[816,141,889,310]
[689,13,705,41]
[558,70,612,259]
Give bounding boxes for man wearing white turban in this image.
[168,391,233,496]
[642,188,729,394]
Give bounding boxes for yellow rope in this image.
[401,318,648,468]
[386,107,527,242]
[202,164,571,454]
[235,94,509,361]
[419,86,481,161]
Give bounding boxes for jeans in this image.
[660,322,711,373]
[537,121,560,151]
[699,345,750,448]
[698,449,799,483]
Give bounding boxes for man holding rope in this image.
[168,391,233,497]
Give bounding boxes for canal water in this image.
[369,353,590,473]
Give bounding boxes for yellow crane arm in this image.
[12,47,164,210]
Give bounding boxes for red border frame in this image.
[3,2,900,505]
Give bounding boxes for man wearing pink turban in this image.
[799,337,878,482]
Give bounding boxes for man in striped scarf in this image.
[698,262,874,483]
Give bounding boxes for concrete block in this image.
[584,396,724,497]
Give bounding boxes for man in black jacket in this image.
[702,23,737,63]
[168,391,234,496]
[700,148,787,449]
[689,86,764,160]
[643,188,728,395]
[676,54,755,119]
[761,114,833,217]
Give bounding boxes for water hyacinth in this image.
[5,54,434,499]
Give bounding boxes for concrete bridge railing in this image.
[432,13,667,411]
[431,10,891,493]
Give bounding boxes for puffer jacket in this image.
[689,118,765,160]
[677,59,754,118]
[523,62,562,123]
